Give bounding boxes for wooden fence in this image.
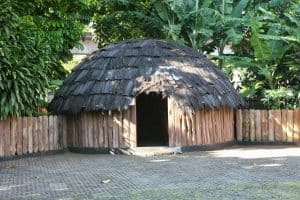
[66,108,137,149]
[236,109,300,143]
[168,104,234,147]
[0,116,67,158]
[0,109,299,158]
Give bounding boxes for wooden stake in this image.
[293,109,300,142]
[130,105,137,148]
[11,116,17,155]
[235,109,242,141]
[281,109,287,142]
[3,118,11,156]
[268,110,275,142]
[287,110,294,142]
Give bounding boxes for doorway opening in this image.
[136,92,168,146]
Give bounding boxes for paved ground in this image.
[1,145,300,200]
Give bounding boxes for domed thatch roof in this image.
[49,39,243,114]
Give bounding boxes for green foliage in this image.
[220,0,300,109]
[0,0,92,119]
[92,0,299,109]
[151,0,222,52]
[93,0,163,48]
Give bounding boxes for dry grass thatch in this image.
[49,39,243,114]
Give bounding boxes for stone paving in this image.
[1,145,300,199]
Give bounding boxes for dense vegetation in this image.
[93,0,300,109]
[0,0,299,119]
[0,0,92,119]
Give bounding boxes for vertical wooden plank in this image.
[191,113,196,145]
[93,113,99,148]
[48,116,54,150]
[62,116,68,148]
[16,117,23,155]
[53,116,59,150]
[255,110,261,142]
[261,110,269,141]
[223,108,229,142]
[37,116,43,152]
[72,115,77,147]
[202,109,208,144]
[78,114,82,147]
[217,108,222,143]
[84,113,89,147]
[281,109,288,142]
[185,113,191,146]
[219,107,225,142]
[207,108,212,144]
[98,114,104,147]
[274,110,282,141]
[90,114,95,147]
[171,106,176,146]
[201,109,207,144]
[214,108,218,143]
[112,112,119,148]
[209,109,214,144]
[130,105,137,148]
[27,117,33,154]
[235,109,243,142]
[84,114,89,147]
[195,110,202,145]
[181,112,187,146]
[116,112,121,148]
[224,108,229,142]
[3,118,11,157]
[249,109,255,142]
[220,107,225,143]
[68,115,74,147]
[118,111,125,148]
[217,108,223,143]
[215,108,221,142]
[0,120,4,157]
[171,102,177,147]
[57,115,63,149]
[174,105,181,146]
[66,116,72,147]
[268,110,275,142]
[217,106,224,143]
[87,114,93,148]
[293,109,300,142]
[122,109,130,147]
[228,108,234,141]
[208,109,213,144]
[117,112,122,148]
[11,116,17,155]
[287,110,294,142]
[22,117,28,155]
[103,114,109,148]
[79,114,84,147]
[89,114,94,147]
[243,110,250,141]
[32,117,38,153]
[168,99,174,146]
[43,116,49,151]
[76,115,79,147]
[221,108,225,143]
[108,113,113,148]
[22,117,28,154]
[57,115,61,149]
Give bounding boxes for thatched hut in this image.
[49,39,243,151]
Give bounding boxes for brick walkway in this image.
[1,145,300,199]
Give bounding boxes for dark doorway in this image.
[137,93,168,146]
